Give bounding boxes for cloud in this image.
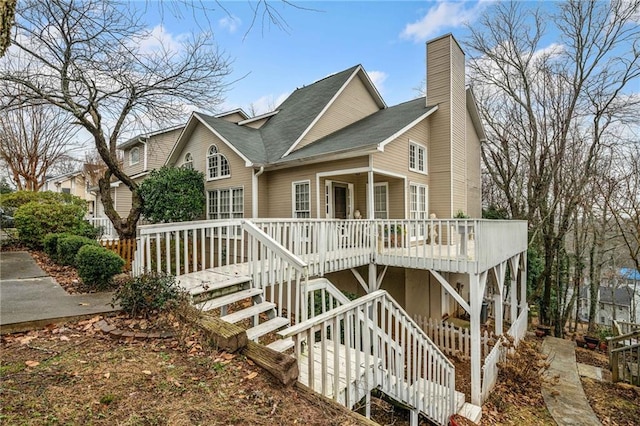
[219,15,241,34]
[247,92,290,116]
[137,25,188,55]
[367,70,388,93]
[401,1,491,43]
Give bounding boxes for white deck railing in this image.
[87,217,118,240]
[480,307,528,402]
[279,290,456,426]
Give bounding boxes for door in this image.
[334,186,347,219]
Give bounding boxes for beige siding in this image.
[243,117,271,129]
[219,112,246,123]
[123,144,145,176]
[466,111,482,217]
[174,122,254,218]
[451,40,467,216]
[147,128,182,170]
[113,184,133,218]
[264,156,368,218]
[294,74,380,151]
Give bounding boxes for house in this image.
[577,268,640,325]
[42,170,97,217]
[127,34,528,424]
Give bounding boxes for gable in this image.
[293,72,382,153]
[146,127,183,170]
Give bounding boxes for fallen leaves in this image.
[25,360,40,368]
[244,372,258,380]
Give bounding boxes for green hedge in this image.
[0,190,86,210]
[43,232,75,262]
[57,235,99,266]
[14,201,88,248]
[76,245,124,291]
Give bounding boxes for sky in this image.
[133,0,513,115]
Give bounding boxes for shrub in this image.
[0,190,86,210]
[43,232,74,261]
[113,272,186,318]
[14,201,87,248]
[139,166,205,223]
[76,245,124,290]
[57,235,99,266]
[70,220,101,240]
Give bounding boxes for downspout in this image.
[252,166,265,218]
[142,140,148,171]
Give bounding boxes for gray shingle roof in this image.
[599,285,633,306]
[275,97,434,163]
[194,112,266,163]
[259,65,361,162]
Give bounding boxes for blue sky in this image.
[135,0,509,114]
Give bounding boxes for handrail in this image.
[279,290,385,337]
[242,220,308,273]
[611,342,640,353]
[607,330,640,345]
[138,218,241,234]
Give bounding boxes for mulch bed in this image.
[575,346,610,369]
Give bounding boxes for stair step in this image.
[457,402,482,424]
[246,317,290,341]
[178,271,251,297]
[195,288,263,312]
[455,390,466,412]
[220,302,276,324]
[266,338,295,353]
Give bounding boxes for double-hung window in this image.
[207,145,230,180]
[183,153,193,169]
[208,188,243,236]
[409,141,427,174]
[293,181,310,218]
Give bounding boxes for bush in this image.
[70,220,101,240]
[57,235,99,266]
[113,272,186,318]
[76,245,124,290]
[14,201,87,248]
[43,232,74,261]
[139,166,205,223]
[0,190,86,210]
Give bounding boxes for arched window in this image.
[183,153,193,169]
[207,145,230,180]
[129,147,140,166]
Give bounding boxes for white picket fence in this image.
[480,307,529,402]
[413,316,496,361]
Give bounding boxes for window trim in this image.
[207,187,244,220]
[409,183,428,219]
[206,144,231,181]
[129,146,140,166]
[373,182,389,220]
[183,152,193,169]
[409,140,427,174]
[292,180,311,218]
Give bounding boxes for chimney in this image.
[425,34,467,217]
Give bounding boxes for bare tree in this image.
[0,0,232,239]
[466,0,640,327]
[0,103,80,191]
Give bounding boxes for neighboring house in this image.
[110,124,186,218]
[42,170,97,217]
[577,276,640,325]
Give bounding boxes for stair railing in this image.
[279,289,456,426]
[242,220,310,324]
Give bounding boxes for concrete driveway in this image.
[1,251,118,333]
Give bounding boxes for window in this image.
[183,153,193,170]
[129,147,140,166]
[207,145,230,180]
[409,141,427,173]
[61,188,71,194]
[293,181,310,218]
[373,183,388,219]
[208,188,243,219]
[410,184,428,220]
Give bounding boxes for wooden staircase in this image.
[178,269,294,353]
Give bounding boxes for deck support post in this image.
[520,251,527,315]
[509,255,520,323]
[469,272,482,406]
[409,408,418,426]
[368,263,377,293]
[493,262,506,336]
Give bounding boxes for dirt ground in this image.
[0,318,368,426]
[575,346,640,426]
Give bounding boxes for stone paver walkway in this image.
[1,251,118,334]
[541,336,601,426]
